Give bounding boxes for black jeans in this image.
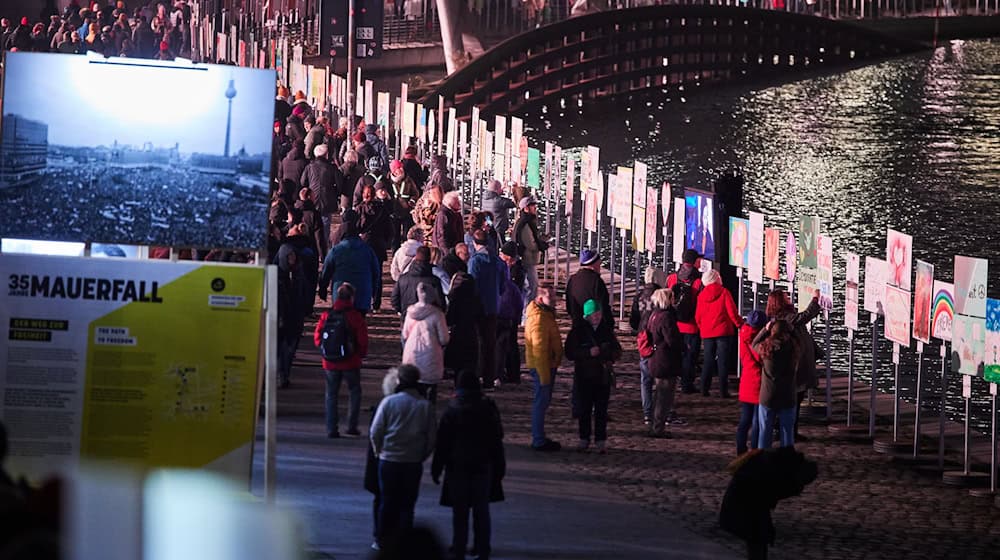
[495,318,520,383]
[701,335,733,396]
[681,333,702,391]
[577,377,611,443]
[478,315,498,387]
[448,469,492,559]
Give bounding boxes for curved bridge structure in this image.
[419,6,927,117]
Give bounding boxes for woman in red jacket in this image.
[694,269,742,398]
[314,283,369,438]
[737,310,767,455]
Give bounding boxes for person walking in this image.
[666,249,704,394]
[300,144,344,244]
[524,284,562,451]
[391,226,426,282]
[389,160,420,251]
[370,364,437,549]
[392,246,447,324]
[431,372,506,560]
[314,283,369,438]
[737,310,767,455]
[468,229,508,390]
[512,196,548,303]
[403,283,450,404]
[645,288,683,438]
[753,319,801,449]
[564,299,622,453]
[630,267,661,425]
[356,184,394,311]
[318,209,381,314]
[695,268,742,398]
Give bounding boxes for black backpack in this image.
[320,310,355,362]
[673,280,697,323]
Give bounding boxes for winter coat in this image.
[481,190,516,240]
[564,319,622,385]
[513,212,547,266]
[365,125,391,171]
[629,282,660,333]
[647,308,682,380]
[314,299,369,371]
[431,393,506,507]
[402,155,427,187]
[294,198,327,258]
[276,243,311,338]
[433,266,452,295]
[695,283,742,339]
[565,267,612,329]
[304,126,326,159]
[371,388,436,463]
[356,198,393,256]
[524,301,562,383]
[300,158,343,215]
[389,176,420,219]
[666,264,704,335]
[772,297,822,391]
[464,228,500,258]
[738,324,764,405]
[390,239,422,281]
[753,329,800,410]
[279,144,308,189]
[428,156,454,192]
[274,98,292,124]
[440,250,467,279]
[391,261,447,320]
[402,285,450,385]
[467,249,508,316]
[444,272,482,373]
[433,205,465,250]
[318,235,381,312]
[497,275,524,322]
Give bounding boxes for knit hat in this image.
[389,160,404,174]
[21,17,29,26]
[352,131,367,143]
[583,299,600,317]
[580,248,599,266]
[500,241,519,257]
[746,309,767,329]
[518,196,537,210]
[682,248,700,264]
[702,268,721,286]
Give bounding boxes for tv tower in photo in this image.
[224,78,237,157]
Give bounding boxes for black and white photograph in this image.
[0,51,276,250]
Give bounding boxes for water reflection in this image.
[527,38,1000,431]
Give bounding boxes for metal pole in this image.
[847,329,855,426]
[869,313,879,438]
[619,231,627,326]
[346,0,355,124]
[893,343,901,442]
[964,390,971,475]
[991,384,998,494]
[825,309,833,420]
[662,226,670,273]
[554,195,561,289]
[264,264,278,504]
[609,221,615,317]
[913,343,924,458]
[939,342,948,469]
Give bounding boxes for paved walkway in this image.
[251,257,1000,559]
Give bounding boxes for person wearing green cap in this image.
[564,298,622,453]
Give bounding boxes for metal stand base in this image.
[914,460,962,474]
[941,471,990,488]
[873,438,912,454]
[968,488,995,498]
[827,423,873,443]
[890,452,942,467]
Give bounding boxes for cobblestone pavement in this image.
[289,266,1000,559]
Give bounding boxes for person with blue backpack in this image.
[314,282,369,438]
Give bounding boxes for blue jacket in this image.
[319,235,381,312]
[467,249,507,316]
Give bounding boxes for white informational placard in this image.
[954,255,988,318]
[494,115,507,156]
[565,157,576,217]
[816,234,833,310]
[614,167,633,227]
[883,285,912,347]
[0,254,265,483]
[748,212,764,284]
[864,257,888,315]
[633,162,648,208]
[845,252,860,284]
[672,198,685,264]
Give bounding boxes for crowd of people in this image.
[2,1,192,60]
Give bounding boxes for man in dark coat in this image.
[431,372,505,560]
[300,144,344,242]
[434,191,465,251]
[391,246,446,322]
[274,86,292,125]
[565,249,612,330]
[719,447,818,560]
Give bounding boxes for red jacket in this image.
[694,283,742,339]
[666,269,703,335]
[738,323,763,404]
[314,300,369,370]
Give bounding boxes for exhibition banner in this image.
[913,260,934,343]
[0,254,265,483]
[748,212,764,284]
[817,234,833,310]
[931,281,955,342]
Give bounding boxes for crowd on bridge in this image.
[1,1,192,59]
[263,78,826,559]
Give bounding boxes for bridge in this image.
[417,5,927,118]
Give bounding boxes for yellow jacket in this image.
[524,301,562,384]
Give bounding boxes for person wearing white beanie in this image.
[695,267,742,397]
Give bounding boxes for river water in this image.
[526,38,1000,431]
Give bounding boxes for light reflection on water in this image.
[528,38,1000,431]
